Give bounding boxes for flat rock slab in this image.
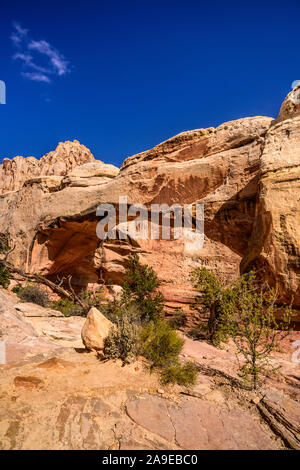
[25,316,85,348]
[126,394,278,450]
[181,336,239,380]
[0,290,69,364]
[126,394,175,442]
[15,303,64,317]
[2,340,61,365]
[0,309,62,364]
[184,375,214,398]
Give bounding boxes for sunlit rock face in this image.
[0,89,298,320]
[242,85,300,308]
[0,140,96,194]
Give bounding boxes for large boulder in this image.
[81,307,113,351]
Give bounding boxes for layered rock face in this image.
[0,88,299,318]
[100,116,274,312]
[242,85,300,308]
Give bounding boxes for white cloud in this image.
[11,22,70,83]
[21,72,51,83]
[11,22,28,46]
[28,40,69,76]
[13,52,49,73]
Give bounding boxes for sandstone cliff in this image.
[242,86,300,307]
[0,87,299,318]
[0,140,100,194]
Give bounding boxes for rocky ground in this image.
[0,289,299,450]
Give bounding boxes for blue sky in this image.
[0,0,299,167]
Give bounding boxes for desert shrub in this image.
[0,233,11,289]
[219,272,292,389]
[103,314,139,364]
[191,267,293,389]
[50,287,104,317]
[191,267,236,345]
[169,309,187,329]
[13,283,49,307]
[122,254,165,321]
[100,298,122,323]
[102,299,141,325]
[140,318,184,369]
[79,288,103,311]
[186,325,206,340]
[51,298,85,316]
[160,361,197,386]
[102,254,164,324]
[140,318,197,385]
[11,283,22,294]
[0,264,10,289]
[0,233,10,254]
[101,298,122,323]
[102,255,198,385]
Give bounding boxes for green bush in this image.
[169,309,187,329]
[50,298,85,316]
[101,298,121,323]
[102,298,140,324]
[103,314,139,365]
[50,288,104,317]
[13,283,49,307]
[101,255,198,386]
[0,265,10,289]
[191,267,293,389]
[0,233,11,289]
[186,326,204,340]
[103,254,164,324]
[160,361,197,386]
[11,282,22,294]
[122,254,165,321]
[140,318,184,369]
[191,267,238,345]
[218,272,293,389]
[0,233,10,254]
[79,288,103,311]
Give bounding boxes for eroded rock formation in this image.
[242,86,300,307]
[0,140,116,194]
[0,87,299,318]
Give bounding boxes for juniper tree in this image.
[122,253,165,321]
[191,267,235,344]
[0,233,11,288]
[220,272,292,389]
[191,267,293,389]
